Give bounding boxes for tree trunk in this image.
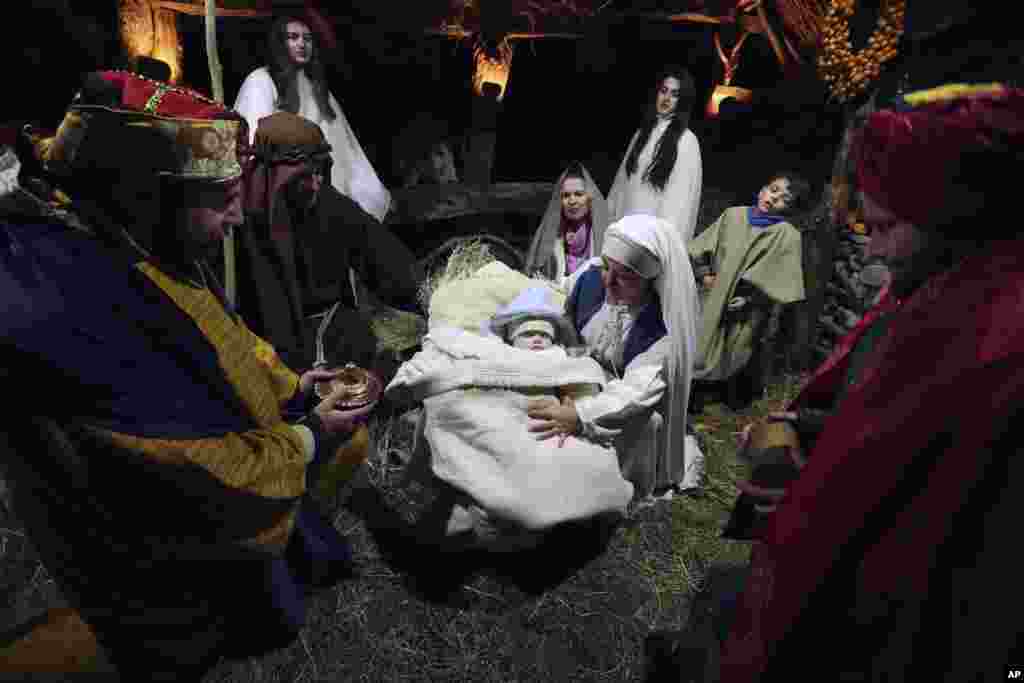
[463,90,501,187]
[791,199,834,372]
[801,93,884,366]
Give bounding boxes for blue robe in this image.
[0,214,352,677]
[566,265,667,369]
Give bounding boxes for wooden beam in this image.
[390,182,554,223]
[427,29,582,40]
[602,11,735,26]
[664,12,731,25]
[755,2,789,67]
[157,1,271,17]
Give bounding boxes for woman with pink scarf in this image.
[525,162,609,285]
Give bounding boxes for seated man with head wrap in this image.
[713,83,1024,682]
[234,14,392,222]
[385,281,633,548]
[524,161,609,285]
[0,71,374,678]
[533,214,704,499]
[236,111,423,377]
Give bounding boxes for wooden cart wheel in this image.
[417,234,525,275]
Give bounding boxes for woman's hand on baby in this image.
[527,397,579,444]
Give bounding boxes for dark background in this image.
[7,3,1023,207]
[4,2,844,205]
[180,12,842,199]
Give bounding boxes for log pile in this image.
[811,226,888,363]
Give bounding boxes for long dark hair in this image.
[625,66,696,192]
[267,15,335,122]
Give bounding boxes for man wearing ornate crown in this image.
[234,111,423,376]
[715,83,1024,682]
[0,71,376,678]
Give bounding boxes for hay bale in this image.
[417,238,498,311]
[423,239,566,334]
[369,307,427,354]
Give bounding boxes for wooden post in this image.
[204,0,225,103]
[202,0,236,307]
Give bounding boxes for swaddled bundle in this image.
[386,266,634,536]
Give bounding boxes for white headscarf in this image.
[603,214,699,478]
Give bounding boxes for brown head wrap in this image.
[245,112,332,219]
[251,112,331,166]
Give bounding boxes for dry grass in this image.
[0,374,804,682]
[205,373,803,682]
[1,232,806,680]
[417,238,498,313]
[2,184,814,680]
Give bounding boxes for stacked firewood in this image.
[812,226,888,363]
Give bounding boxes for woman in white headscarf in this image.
[528,214,704,497]
[524,161,609,285]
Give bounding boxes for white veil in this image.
[524,164,609,282]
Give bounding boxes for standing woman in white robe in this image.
[607,67,703,243]
[528,214,704,498]
[233,16,392,222]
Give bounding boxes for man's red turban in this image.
[854,83,1024,230]
[34,70,246,183]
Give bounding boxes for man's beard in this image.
[284,185,317,219]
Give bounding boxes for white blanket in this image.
[386,327,634,531]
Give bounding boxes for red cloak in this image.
[721,238,1024,679]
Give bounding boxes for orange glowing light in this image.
[472,38,513,100]
[705,29,754,118]
[120,2,183,84]
[705,85,754,117]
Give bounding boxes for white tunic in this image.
[233,67,392,222]
[607,121,703,243]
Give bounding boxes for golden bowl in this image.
[740,421,803,489]
[739,421,800,464]
[314,363,382,409]
[751,420,799,449]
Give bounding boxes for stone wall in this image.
[812,227,888,365]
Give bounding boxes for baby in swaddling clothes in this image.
[488,287,601,413]
[506,317,560,352]
[403,287,628,547]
